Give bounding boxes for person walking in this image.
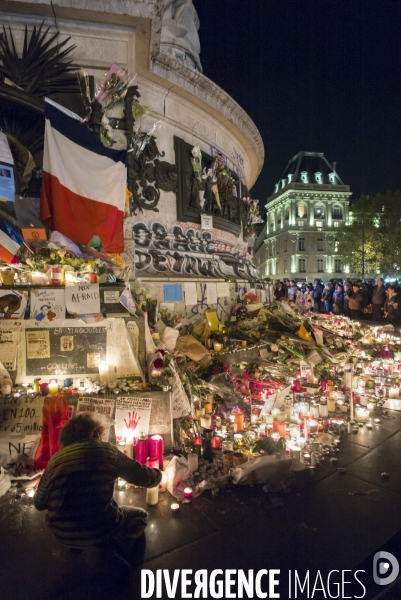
[371,278,386,321]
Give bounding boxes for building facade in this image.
[254,152,352,282]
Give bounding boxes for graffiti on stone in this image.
[133,222,259,280]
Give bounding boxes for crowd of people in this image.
[273,277,401,323]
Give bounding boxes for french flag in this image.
[40,101,127,253]
[0,229,20,264]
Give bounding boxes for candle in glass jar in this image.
[388,387,399,398]
[203,400,213,414]
[146,456,159,469]
[355,407,370,422]
[149,435,164,468]
[48,379,59,395]
[183,487,193,500]
[98,361,109,384]
[319,401,328,417]
[213,343,222,352]
[31,271,46,285]
[211,435,221,449]
[233,412,244,431]
[135,437,149,465]
[327,397,336,412]
[200,414,212,429]
[272,421,286,436]
[308,419,318,433]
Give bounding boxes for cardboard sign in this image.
[65,284,100,315]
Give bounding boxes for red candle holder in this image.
[146,456,159,469]
[183,487,193,500]
[149,435,164,468]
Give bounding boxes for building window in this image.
[332,205,343,219]
[285,207,290,221]
[335,258,342,273]
[314,204,325,219]
[317,238,324,251]
[299,258,306,272]
[317,259,324,272]
[298,220,304,227]
[277,212,282,226]
[284,258,288,273]
[284,239,288,252]
[297,203,307,218]
[316,221,323,228]
[298,237,305,251]
[333,221,339,228]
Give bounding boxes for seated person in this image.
[34,414,161,562]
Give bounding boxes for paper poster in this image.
[65,283,100,315]
[76,397,115,442]
[0,394,44,475]
[30,288,66,323]
[60,336,74,352]
[170,361,191,418]
[0,290,28,320]
[216,282,230,298]
[260,393,276,416]
[115,396,152,443]
[126,321,140,357]
[104,291,120,303]
[0,163,15,202]
[160,302,175,312]
[113,319,144,379]
[26,329,50,359]
[201,214,213,230]
[206,282,217,305]
[164,284,183,302]
[0,321,22,371]
[0,132,14,164]
[184,282,197,305]
[300,360,310,377]
[260,290,267,303]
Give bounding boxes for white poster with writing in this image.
[216,282,230,298]
[30,288,66,323]
[111,319,144,380]
[0,321,22,371]
[76,397,115,441]
[65,284,100,315]
[0,394,44,475]
[115,397,152,443]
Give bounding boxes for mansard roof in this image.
[273,151,346,194]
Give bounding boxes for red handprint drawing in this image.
[124,411,141,430]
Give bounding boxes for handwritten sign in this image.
[0,394,44,475]
[201,214,213,230]
[65,284,100,315]
[216,282,230,298]
[30,288,65,323]
[115,397,152,443]
[170,361,191,418]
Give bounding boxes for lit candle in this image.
[298,436,306,449]
[327,397,336,412]
[26,487,35,498]
[200,414,212,429]
[388,387,399,399]
[272,421,286,436]
[213,343,222,352]
[31,271,46,285]
[98,361,109,384]
[183,487,193,500]
[117,478,130,490]
[48,379,59,395]
[171,503,180,513]
[355,407,370,423]
[233,412,244,431]
[149,435,164,468]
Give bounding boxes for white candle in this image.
[304,418,308,438]
[200,414,212,429]
[31,271,47,285]
[146,486,159,505]
[355,407,369,422]
[388,387,399,399]
[187,453,198,473]
[327,397,336,412]
[98,362,109,383]
[298,436,306,449]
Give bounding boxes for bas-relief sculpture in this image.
[160,0,202,71]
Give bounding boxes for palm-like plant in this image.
[0,21,78,96]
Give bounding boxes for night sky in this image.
[194,0,401,205]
